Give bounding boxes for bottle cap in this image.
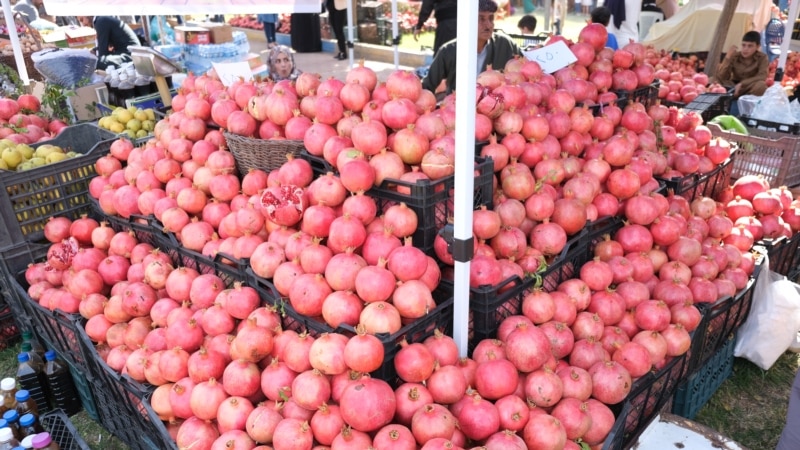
[1,378,15,391]
[17,353,29,363]
[3,410,18,422]
[20,342,31,352]
[0,419,7,429]
[15,390,30,402]
[20,435,35,448]
[44,350,56,362]
[21,330,32,340]
[11,446,24,450]
[32,433,52,447]
[0,427,12,442]
[19,414,34,427]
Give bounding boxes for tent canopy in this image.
[643,0,773,53]
[41,0,321,16]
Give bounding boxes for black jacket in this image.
[421,32,522,94]
[416,0,459,29]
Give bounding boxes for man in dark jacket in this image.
[414,0,458,56]
[421,0,521,95]
[78,16,140,71]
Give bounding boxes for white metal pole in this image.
[1,0,30,87]
[346,0,355,68]
[391,0,399,69]
[778,0,800,72]
[452,0,478,358]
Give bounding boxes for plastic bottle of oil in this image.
[42,351,79,416]
[15,354,48,415]
[12,392,37,423]
[0,427,19,450]
[2,411,21,442]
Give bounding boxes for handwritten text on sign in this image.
[522,40,577,74]
[212,62,254,87]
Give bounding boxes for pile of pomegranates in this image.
[20,18,800,450]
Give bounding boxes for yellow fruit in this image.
[126,119,142,133]
[16,144,34,160]
[109,121,125,134]
[144,109,155,121]
[34,145,61,159]
[115,110,134,125]
[136,129,149,138]
[2,148,23,169]
[134,109,148,122]
[141,120,155,132]
[46,153,68,164]
[124,129,136,139]
[127,106,138,116]
[16,161,35,171]
[28,157,47,167]
[0,159,7,170]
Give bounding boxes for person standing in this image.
[422,0,521,95]
[413,0,458,56]
[258,14,278,48]
[326,0,348,60]
[77,16,140,71]
[12,0,53,23]
[605,0,641,45]
[552,0,568,35]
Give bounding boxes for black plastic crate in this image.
[9,271,90,374]
[156,226,249,288]
[655,155,735,203]
[579,94,629,117]
[613,81,659,108]
[672,332,737,419]
[78,327,174,450]
[740,115,800,134]
[0,309,22,352]
[299,152,494,253]
[89,197,162,248]
[0,124,116,247]
[682,93,733,123]
[0,240,49,331]
[688,254,762,373]
[250,271,455,386]
[602,346,692,450]
[40,409,92,450]
[755,234,800,277]
[439,216,625,348]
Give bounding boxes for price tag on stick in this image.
[522,40,577,74]
[211,61,254,87]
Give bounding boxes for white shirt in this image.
[608,0,641,45]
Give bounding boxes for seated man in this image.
[715,31,769,98]
[422,0,522,95]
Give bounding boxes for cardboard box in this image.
[244,53,263,71]
[40,30,68,48]
[31,81,106,122]
[64,27,96,49]
[174,26,211,45]
[188,21,233,44]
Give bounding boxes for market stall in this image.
[0,1,798,449]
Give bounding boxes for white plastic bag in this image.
[750,84,796,125]
[735,260,800,370]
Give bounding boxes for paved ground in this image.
[245,9,594,83]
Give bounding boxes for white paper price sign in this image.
[212,61,254,87]
[522,40,577,74]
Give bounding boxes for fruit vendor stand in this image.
[0,1,799,449]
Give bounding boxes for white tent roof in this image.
[643,0,773,53]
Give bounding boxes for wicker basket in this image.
[223,132,305,174]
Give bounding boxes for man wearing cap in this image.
[421,0,522,95]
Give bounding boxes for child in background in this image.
[591,6,618,50]
[517,14,537,34]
